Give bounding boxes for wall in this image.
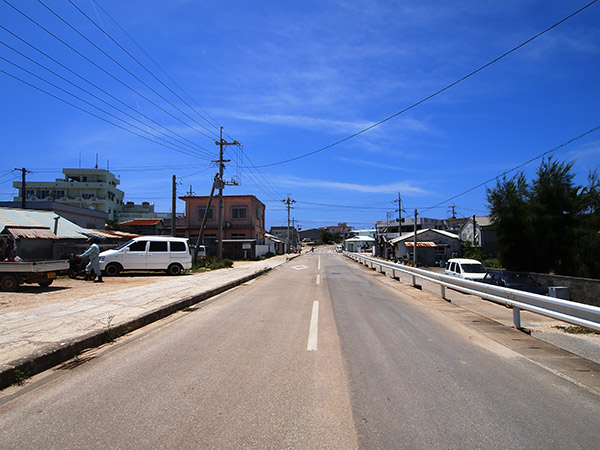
[529,273,600,308]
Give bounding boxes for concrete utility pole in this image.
[194,174,218,262]
[472,214,477,246]
[14,167,31,209]
[171,175,177,236]
[282,195,296,253]
[394,192,402,223]
[214,127,240,261]
[413,209,418,267]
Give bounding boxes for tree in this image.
[487,158,600,278]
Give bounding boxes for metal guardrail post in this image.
[441,285,446,301]
[513,307,522,329]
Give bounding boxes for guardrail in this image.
[345,252,600,332]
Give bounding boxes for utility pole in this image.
[282,195,296,253]
[14,168,31,209]
[171,175,177,236]
[413,209,418,267]
[394,192,402,222]
[472,214,477,246]
[214,127,240,260]
[194,174,218,262]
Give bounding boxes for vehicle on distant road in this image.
[481,269,546,295]
[99,236,192,276]
[335,245,343,252]
[445,258,487,281]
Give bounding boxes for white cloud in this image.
[273,175,427,195]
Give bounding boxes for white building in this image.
[13,168,155,222]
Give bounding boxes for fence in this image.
[345,252,600,332]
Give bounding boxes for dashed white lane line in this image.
[318,256,321,270]
[316,274,321,285]
[307,301,319,351]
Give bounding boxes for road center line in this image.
[318,256,321,270]
[307,301,319,351]
[316,274,320,285]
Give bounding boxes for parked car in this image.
[481,269,546,295]
[99,236,192,276]
[445,258,487,281]
[335,245,343,252]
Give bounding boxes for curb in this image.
[0,267,272,390]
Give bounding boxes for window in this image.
[129,241,147,252]
[170,241,186,252]
[231,206,247,220]
[198,207,214,220]
[149,241,168,252]
[36,189,50,199]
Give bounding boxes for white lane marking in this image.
[316,274,321,285]
[292,265,309,270]
[307,301,319,351]
[318,256,321,270]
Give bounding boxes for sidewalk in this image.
[0,255,294,390]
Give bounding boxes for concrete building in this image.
[179,194,266,259]
[12,168,156,222]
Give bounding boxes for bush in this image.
[193,257,234,271]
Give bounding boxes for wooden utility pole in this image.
[214,127,240,260]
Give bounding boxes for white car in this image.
[445,258,486,281]
[99,236,192,276]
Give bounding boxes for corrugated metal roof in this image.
[390,228,459,245]
[405,241,438,247]
[120,219,162,226]
[0,207,88,239]
[5,226,58,240]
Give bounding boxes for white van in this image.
[445,258,486,281]
[99,236,192,276]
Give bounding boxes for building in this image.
[12,168,157,222]
[321,222,353,235]
[390,229,460,266]
[459,216,498,256]
[269,226,299,251]
[376,216,447,241]
[0,201,107,229]
[179,194,266,259]
[120,218,164,235]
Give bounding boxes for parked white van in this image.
[445,258,486,281]
[99,236,192,276]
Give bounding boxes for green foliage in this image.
[193,257,234,271]
[105,220,126,231]
[320,230,343,244]
[487,158,600,278]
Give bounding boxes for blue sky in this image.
[1,0,599,230]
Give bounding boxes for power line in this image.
[0,57,212,160]
[421,123,600,214]
[0,39,216,159]
[68,0,220,135]
[0,68,210,160]
[0,25,215,158]
[2,0,218,142]
[88,0,222,131]
[36,0,220,140]
[249,0,599,168]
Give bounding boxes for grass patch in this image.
[554,325,600,335]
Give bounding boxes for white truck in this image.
[0,260,69,291]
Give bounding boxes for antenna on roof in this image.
[95,154,98,169]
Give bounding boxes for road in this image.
[1,249,599,449]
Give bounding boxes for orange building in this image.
[179,194,266,246]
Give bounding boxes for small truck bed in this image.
[0,260,69,291]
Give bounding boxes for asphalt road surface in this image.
[1,249,599,449]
